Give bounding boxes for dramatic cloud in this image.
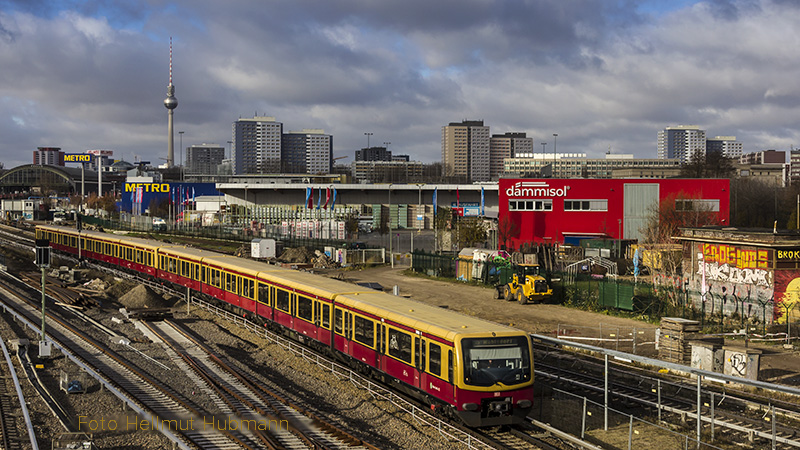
[0,0,799,169]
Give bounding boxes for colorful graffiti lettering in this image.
[702,244,769,270]
[698,261,772,287]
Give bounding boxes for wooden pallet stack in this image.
[659,317,702,364]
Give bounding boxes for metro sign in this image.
[63,154,93,163]
[505,181,570,198]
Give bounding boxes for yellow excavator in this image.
[494,263,552,304]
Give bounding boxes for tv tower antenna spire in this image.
[164,37,178,167]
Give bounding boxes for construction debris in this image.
[313,250,339,269]
[278,247,316,264]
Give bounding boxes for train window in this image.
[225,273,236,293]
[334,309,343,334]
[354,316,374,348]
[242,278,253,299]
[448,350,454,383]
[202,266,207,283]
[168,257,176,273]
[321,304,330,328]
[257,282,269,305]
[297,296,313,321]
[210,269,222,288]
[387,328,412,363]
[146,252,152,266]
[428,343,441,377]
[275,289,290,312]
[418,339,425,371]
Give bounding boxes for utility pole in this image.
[35,239,51,358]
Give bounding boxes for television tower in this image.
[164,37,178,167]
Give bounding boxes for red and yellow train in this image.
[36,224,534,427]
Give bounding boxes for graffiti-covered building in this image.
[678,227,800,325]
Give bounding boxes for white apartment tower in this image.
[232,116,283,175]
[442,120,490,182]
[657,125,706,163]
[706,136,743,159]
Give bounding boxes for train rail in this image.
[0,270,262,449]
[533,339,800,449]
[0,337,33,450]
[142,318,379,449]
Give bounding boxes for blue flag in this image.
[433,187,437,215]
[331,188,337,210]
[317,186,322,210]
[305,187,312,209]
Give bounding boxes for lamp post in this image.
[388,184,392,263]
[553,133,558,174]
[384,141,391,150]
[365,132,373,149]
[541,143,547,177]
[618,218,622,258]
[179,131,184,181]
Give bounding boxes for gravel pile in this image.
[277,247,316,264]
[117,285,171,309]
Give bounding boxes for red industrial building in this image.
[498,178,730,248]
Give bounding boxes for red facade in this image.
[498,178,730,248]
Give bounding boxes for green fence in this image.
[79,214,363,255]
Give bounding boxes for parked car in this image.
[152,217,167,231]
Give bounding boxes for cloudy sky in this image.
[1,0,799,169]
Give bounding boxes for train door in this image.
[414,336,424,389]
[343,311,353,356]
[378,323,386,372]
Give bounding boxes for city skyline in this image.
[1,1,800,169]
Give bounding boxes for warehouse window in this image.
[508,199,552,211]
[387,328,412,363]
[564,199,608,211]
[354,316,374,347]
[676,199,719,212]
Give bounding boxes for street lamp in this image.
[384,141,391,149]
[541,143,547,177]
[388,184,392,260]
[365,132,373,148]
[179,131,184,181]
[553,133,558,173]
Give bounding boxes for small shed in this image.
[723,346,762,380]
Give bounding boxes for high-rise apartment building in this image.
[790,150,800,185]
[186,144,225,175]
[232,116,283,174]
[33,147,64,166]
[442,120,490,182]
[282,129,333,175]
[657,125,706,163]
[706,136,743,159]
[489,132,533,179]
[355,146,392,161]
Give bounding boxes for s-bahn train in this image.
[36,224,533,427]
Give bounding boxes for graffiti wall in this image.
[687,243,775,323]
[772,270,800,324]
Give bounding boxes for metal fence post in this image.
[604,353,609,431]
[628,415,633,450]
[772,404,777,450]
[696,375,702,448]
[710,391,715,442]
[657,379,662,423]
[582,396,587,439]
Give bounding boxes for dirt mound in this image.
[278,247,316,264]
[118,284,170,309]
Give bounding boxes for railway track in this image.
[533,341,800,449]
[0,365,25,450]
[142,318,378,449]
[0,271,263,450]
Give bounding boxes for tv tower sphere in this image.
[164,85,178,109]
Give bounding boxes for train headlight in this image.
[517,399,532,408]
[462,403,480,411]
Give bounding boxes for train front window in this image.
[462,336,531,387]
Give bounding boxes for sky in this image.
[1,0,800,169]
